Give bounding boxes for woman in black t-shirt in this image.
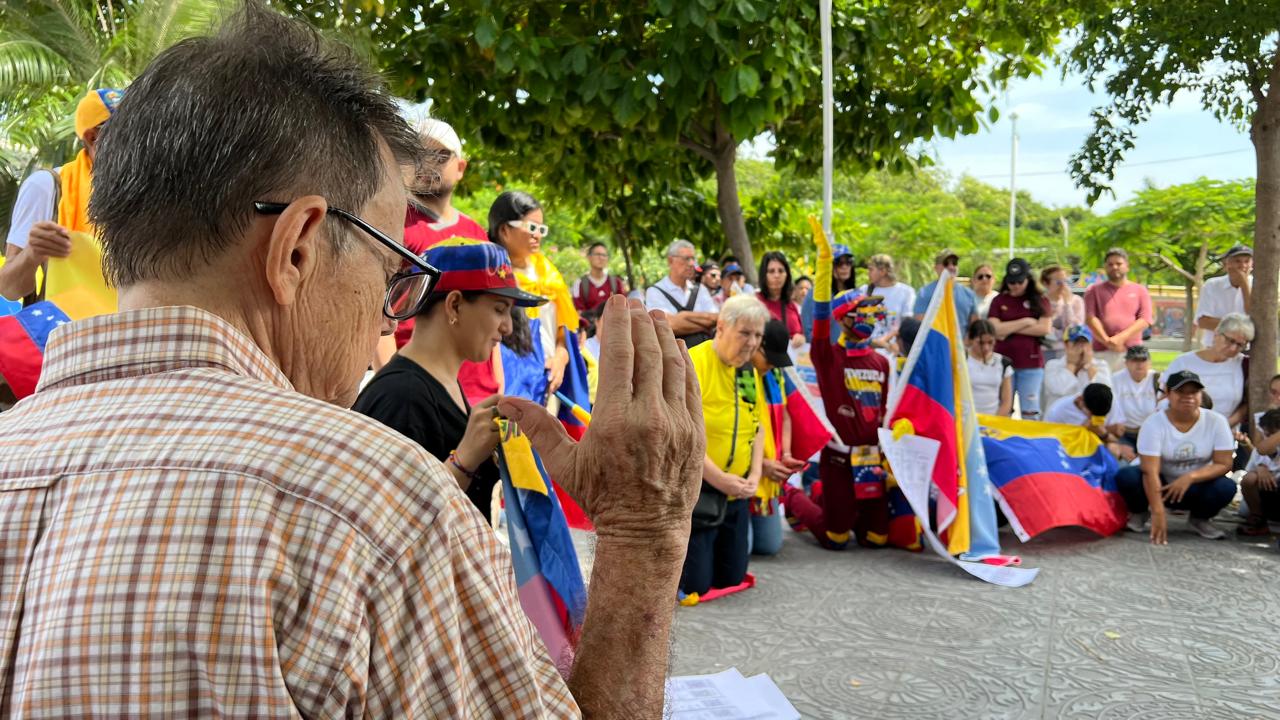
[353,239,547,516]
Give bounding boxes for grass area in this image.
[1149,349,1181,372]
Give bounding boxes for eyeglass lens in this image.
[386,273,431,319]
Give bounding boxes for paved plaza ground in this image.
[660,515,1279,719]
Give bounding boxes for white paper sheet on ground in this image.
[665,668,800,720]
[878,429,1040,588]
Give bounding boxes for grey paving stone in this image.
[654,525,1280,719]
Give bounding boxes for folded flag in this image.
[45,231,116,320]
[0,301,70,399]
[979,414,1125,539]
[555,328,592,442]
[495,419,588,676]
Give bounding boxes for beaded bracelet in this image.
[448,449,482,482]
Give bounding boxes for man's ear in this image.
[261,195,329,308]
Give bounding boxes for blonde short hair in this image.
[718,294,769,330]
[867,254,896,283]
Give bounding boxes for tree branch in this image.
[679,135,716,162]
[1150,251,1197,283]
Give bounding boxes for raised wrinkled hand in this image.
[498,296,706,540]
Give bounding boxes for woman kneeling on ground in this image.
[681,294,769,599]
[1116,370,1237,544]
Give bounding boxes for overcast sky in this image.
[923,68,1256,214]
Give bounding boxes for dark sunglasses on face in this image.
[975,274,992,280]
[253,201,441,320]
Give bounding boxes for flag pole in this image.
[820,0,834,241]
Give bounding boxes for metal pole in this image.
[1008,112,1018,260]
[820,0,834,241]
[1060,216,1069,248]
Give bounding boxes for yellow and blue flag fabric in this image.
[45,230,116,320]
[979,415,1125,539]
[495,419,587,674]
[886,271,1006,560]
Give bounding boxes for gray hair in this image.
[666,239,695,258]
[867,253,896,283]
[718,294,769,330]
[1217,312,1255,342]
[91,3,422,286]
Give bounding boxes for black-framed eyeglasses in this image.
[254,201,441,320]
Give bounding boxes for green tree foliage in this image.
[1064,0,1280,408]
[0,0,232,232]
[1076,178,1255,350]
[330,0,1070,283]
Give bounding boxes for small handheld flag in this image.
[554,391,592,426]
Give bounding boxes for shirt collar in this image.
[38,305,294,393]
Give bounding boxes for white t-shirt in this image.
[967,352,1011,416]
[975,290,998,319]
[1194,274,1248,347]
[1044,386,1122,427]
[867,282,915,335]
[1245,448,1280,475]
[645,276,719,315]
[1041,357,1113,416]
[1110,368,1158,430]
[5,169,59,249]
[1160,352,1245,421]
[1136,409,1235,482]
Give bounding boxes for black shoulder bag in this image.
[650,284,713,348]
[691,369,741,530]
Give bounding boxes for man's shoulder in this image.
[455,211,489,240]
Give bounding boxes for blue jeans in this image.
[1011,367,1044,419]
[747,498,784,556]
[1114,465,1236,520]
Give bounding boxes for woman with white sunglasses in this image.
[489,190,580,401]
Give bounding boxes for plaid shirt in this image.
[0,306,577,718]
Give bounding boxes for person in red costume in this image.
[783,221,891,549]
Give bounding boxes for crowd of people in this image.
[0,4,1275,714]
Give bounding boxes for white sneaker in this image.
[1126,511,1149,533]
[1188,517,1226,540]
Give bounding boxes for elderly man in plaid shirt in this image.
[0,5,704,718]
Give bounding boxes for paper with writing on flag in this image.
[879,429,1039,588]
[881,270,1038,586]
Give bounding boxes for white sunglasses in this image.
[507,219,549,237]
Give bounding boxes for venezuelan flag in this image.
[495,419,588,673]
[886,272,969,553]
[555,327,592,442]
[761,368,833,464]
[0,301,71,399]
[979,415,1125,539]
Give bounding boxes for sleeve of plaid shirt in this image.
[324,490,579,717]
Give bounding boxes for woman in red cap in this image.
[353,239,547,514]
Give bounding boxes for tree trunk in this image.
[1188,243,1209,352]
[710,121,756,284]
[1250,78,1280,415]
[1183,278,1195,352]
[616,225,637,290]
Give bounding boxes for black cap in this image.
[760,319,793,368]
[1223,244,1253,259]
[1125,345,1150,361]
[1005,257,1031,282]
[1165,370,1204,392]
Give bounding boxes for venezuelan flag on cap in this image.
[75,88,123,139]
[830,288,864,321]
[423,238,547,306]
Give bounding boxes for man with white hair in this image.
[645,238,719,347]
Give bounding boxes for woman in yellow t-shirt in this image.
[488,191,579,405]
[681,294,769,599]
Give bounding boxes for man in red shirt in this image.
[389,118,496,402]
[572,242,627,336]
[1085,247,1152,373]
